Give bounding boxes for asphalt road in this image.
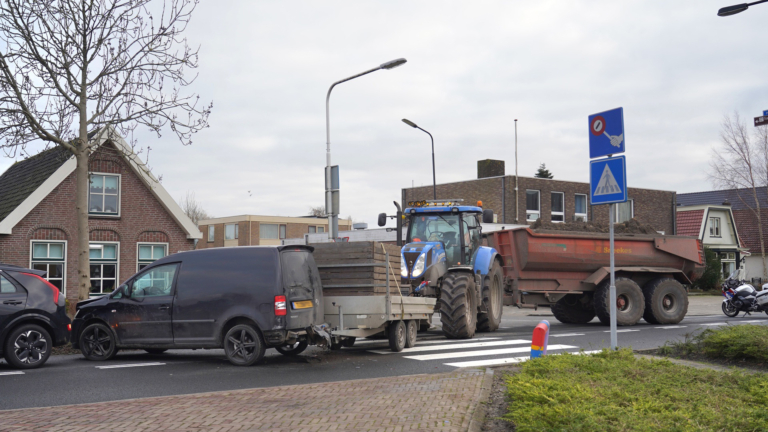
[1,307,766,411]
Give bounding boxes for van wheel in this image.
[388,321,406,352]
[3,324,52,369]
[80,323,118,361]
[224,325,265,366]
[275,341,308,356]
[405,320,418,348]
[593,278,645,326]
[642,278,688,324]
[144,349,167,355]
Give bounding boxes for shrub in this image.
[692,247,721,291]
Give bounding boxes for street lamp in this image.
[325,58,407,240]
[401,118,436,200]
[718,0,768,16]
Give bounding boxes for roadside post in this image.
[530,320,550,359]
[588,107,627,350]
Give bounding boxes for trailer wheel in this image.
[551,294,596,324]
[405,320,418,348]
[388,321,406,352]
[439,272,478,339]
[477,261,504,332]
[642,278,688,324]
[593,278,645,326]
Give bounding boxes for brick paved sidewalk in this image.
[0,369,490,432]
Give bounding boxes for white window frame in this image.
[574,194,588,221]
[526,190,540,222]
[89,241,120,297]
[88,172,121,217]
[29,240,67,296]
[551,191,565,223]
[279,224,286,240]
[709,217,721,237]
[208,225,214,242]
[225,223,239,240]
[136,242,169,271]
[615,199,634,223]
[260,223,279,239]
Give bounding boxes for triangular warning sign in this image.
[594,164,622,196]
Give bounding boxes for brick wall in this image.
[402,175,676,234]
[0,143,194,303]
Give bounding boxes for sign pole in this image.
[609,203,617,350]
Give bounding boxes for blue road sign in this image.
[590,156,627,205]
[764,110,768,116]
[589,107,625,159]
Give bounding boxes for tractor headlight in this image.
[412,254,426,278]
[401,255,408,277]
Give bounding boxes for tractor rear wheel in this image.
[642,278,688,324]
[439,272,478,339]
[551,294,596,324]
[477,261,504,332]
[593,277,645,326]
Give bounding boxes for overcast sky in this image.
[2,0,768,227]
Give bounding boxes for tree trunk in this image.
[751,191,767,280]
[76,144,90,302]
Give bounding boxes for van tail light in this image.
[274,295,287,316]
[22,273,59,304]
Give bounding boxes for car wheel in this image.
[144,349,168,355]
[341,337,356,348]
[79,323,118,361]
[405,320,418,348]
[388,321,406,352]
[224,324,265,366]
[3,324,52,369]
[275,340,308,356]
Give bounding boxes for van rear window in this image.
[280,251,322,293]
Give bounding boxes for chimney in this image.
[722,199,731,206]
[477,159,505,179]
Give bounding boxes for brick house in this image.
[198,215,352,248]
[675,204,742,278]
[402,159,677,234]
[0,128,202,304]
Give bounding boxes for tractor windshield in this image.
[408,214,462,266]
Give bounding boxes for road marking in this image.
[740,320,765,323]
[369,339,530,355]
[354,337,500,346]
[655,326,687,329]
[95,362,165,369]
[0,371,24,376]
[444,350,603,368]
[603,329,640,333]
[550,333,585,338]
[403,344,576,361]
[700,323,726,326]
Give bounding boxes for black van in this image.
[71,246,325,366]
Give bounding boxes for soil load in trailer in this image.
[489,228,704,326]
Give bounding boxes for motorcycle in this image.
[721,269,768,317]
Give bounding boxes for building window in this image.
[526,190,540,222]
[30,241,66,295]
[88,173,120,215]
[551,192,564,223]
[279,224,286,239]
[309,226,326,234]
[721,252,736,278]
[574,194,588,221]
[261,224,279,239]
[225,224,239,240]
[137,243,167,271]
[89,243,118,296]
[208,226,214,242]
[710,217,721,237]
[615,200,634,223]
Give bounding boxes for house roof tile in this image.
[678,187,768,210]
[676,209,704,237]
[0,147,71,223]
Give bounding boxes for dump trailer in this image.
[489,228,704,326]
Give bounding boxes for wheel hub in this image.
[662,294,674,310]
[617,295,628,311]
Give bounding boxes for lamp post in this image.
[401,119,436,200]
[325,58,407,239]
[718,0,767,16]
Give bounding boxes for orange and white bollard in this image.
[530,320,550,359]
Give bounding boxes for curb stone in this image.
[467,368,495,432]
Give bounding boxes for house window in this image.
[279,224,286,239]
[137,243,167,271]
[551,192,564,223]
[208,226,214,242]
[526,190,540,222]
[225,224,239,240]
[710,217,721,237]
[574,194,588,221]
[721,252,736,278]
[88,173,120,215]
[615,200,634,223]
[261,224,279,239]
[89,243,118,296]
[308,226,326,234]
[30,241,66,295]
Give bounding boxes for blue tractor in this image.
[378,200,505,339]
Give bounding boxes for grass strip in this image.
[503,349,768,432]
[660,324,768,365]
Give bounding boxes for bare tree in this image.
[709,112,767,279]
[308,206,325,217]
[178,191,211,225]
[0,0,212,304]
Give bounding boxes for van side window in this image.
[130,264,179,298]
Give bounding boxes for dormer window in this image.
[89,173,120,216]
